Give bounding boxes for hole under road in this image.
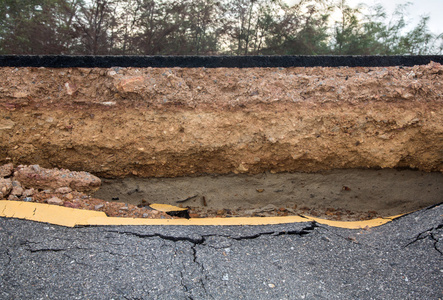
[93,169,443,221]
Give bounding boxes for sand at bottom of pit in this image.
[92,169,443,221]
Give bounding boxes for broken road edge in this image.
[0,200,405,229]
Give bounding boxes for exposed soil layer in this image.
[1,63,442,177]
[0,163,173,219]
[94,169,443,221]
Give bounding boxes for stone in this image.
[0,119,15,130]
[94,204,104,210]
[22,188,34,197]
[14,165,101,193]
[0,163,14,177]
[115,76,144,93]
[10,185,24,196]
[55,187,73,194]
[47,197,64,206]
[64,193,74,200]
[237,163,249,173]
[8,195,19,201]
[0,178,12,197]
[64,201,80,208]
[64,82,78,95]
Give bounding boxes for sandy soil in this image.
[93,169,443,221]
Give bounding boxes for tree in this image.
[0,0,442,55]
[72,0,116,54]
[0,0,80,54]
[262,0,331,55]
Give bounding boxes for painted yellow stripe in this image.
[0,200,107,227]
[0,200,401,229]
[149,203,188,212]
[305,215,403,229]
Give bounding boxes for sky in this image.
[347,0,443,34]
[285,0,443,35]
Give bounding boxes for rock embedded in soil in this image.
[0,163,13,177]
[10,182,23,196]
[46,197,64,206]
[55,187,73,194]
[22,188,34,197]
[13,165,101,193]
[0,177,12,198]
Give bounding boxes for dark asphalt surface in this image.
[1,55,443,68]
[0,204,442,299]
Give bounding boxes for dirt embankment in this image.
[0,62,442,177]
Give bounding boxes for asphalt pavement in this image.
[1,204,442,299]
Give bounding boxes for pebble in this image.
[0,178,12,196]
[64,82,77,95]
[55,187,72,194]
[0,163,14,177]
[142,213,149,218]
[64,202,80,208]
[216,209,226,215]
[23,197,33,202]
[8,195,19,201]
[94,204,104,210]
[22,188,34,197]
[65,193,74,200]
[47,197,64,205]
[10,186,23,196]
[222,274,229,281]
[268,283,275,288]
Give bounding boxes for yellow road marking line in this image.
[0,200,401,229]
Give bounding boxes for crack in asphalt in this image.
[20,240,92,253]
[2,248,12,266]
[190,243,211,300]
[404,223,443,256]
[104,222,318,245]
[104,223,317,298]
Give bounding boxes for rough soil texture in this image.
[13,164,101,193]
[0,163,173,219]
[0,62,442,177]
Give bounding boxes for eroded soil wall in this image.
[1,63,442,177]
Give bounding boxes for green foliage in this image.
[0,0,441,55]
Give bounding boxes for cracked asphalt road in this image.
[0,204,442,299]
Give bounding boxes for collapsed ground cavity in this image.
[93,169,443,221]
